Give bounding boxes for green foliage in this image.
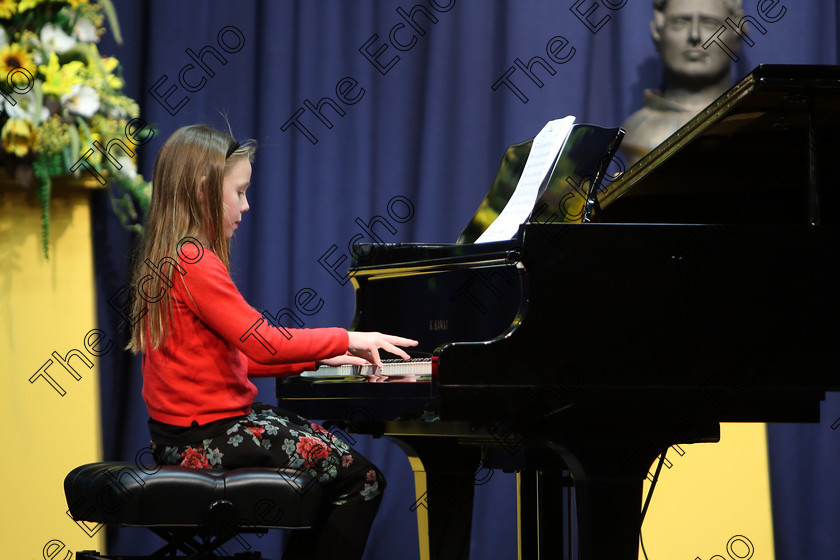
[32,152,63,258]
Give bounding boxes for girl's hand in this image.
[316,353,370,368]
[347,331,418,370]
[314,353,389,382]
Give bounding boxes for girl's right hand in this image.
[346,331,418,370]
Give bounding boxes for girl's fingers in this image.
[383,343,411,361]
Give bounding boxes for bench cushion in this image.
[65,462,322,531]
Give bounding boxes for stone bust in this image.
[621,0,744,166]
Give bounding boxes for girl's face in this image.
[222,158,251,239]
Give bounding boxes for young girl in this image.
[128,124,417,560]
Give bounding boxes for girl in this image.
[128,124,417,560]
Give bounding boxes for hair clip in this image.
[225,141,240,159]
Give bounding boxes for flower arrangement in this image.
[0,0,151,257]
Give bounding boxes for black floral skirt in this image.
[149,403,385,506]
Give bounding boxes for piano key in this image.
[300,357,432,378]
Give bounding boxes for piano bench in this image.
[64,462,323,560]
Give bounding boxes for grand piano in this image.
[276,65,840,559]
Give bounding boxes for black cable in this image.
[639,448,668,560]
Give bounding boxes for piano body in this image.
[277,65,840,559]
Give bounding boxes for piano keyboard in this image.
[301,358,432,378]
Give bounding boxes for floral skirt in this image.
[149,403,385,506]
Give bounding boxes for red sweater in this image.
[142,247,348,427]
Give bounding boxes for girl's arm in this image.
[176,250,416,374]
[246,358,318,377]
[177,250,349,365]
[246,352,372,378]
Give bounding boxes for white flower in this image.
[116,156,137,179]
[73,19,99,43]
[0,28,8,49]
[62,85,100,118]
[106,104,129,119]
[3,92,50,124]
[41,23,77,54]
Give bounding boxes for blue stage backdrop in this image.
[91,1,840,559]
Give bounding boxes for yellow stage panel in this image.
[1,182,105,558]
[640,423,772,559]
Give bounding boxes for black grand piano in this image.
[277,65,840,559]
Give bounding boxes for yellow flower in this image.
[85,44,123,90]
[39,51,85,96]
[90,113,122,139]
[0,43,37,82]
[17,0,50,10]
[75,2,104,29]
[0,0,18,19]
[2,118,36,157]
[33,114,70,155]
[100,55,122,89]
[74,125,103,162]
[105,93,139,119]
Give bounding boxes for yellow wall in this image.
[0,182,105,558]
[640,423,774,559]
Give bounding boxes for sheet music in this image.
[475,116,575,243]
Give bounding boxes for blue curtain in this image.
[92,1,840,558]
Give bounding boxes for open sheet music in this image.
[475,116,575,243]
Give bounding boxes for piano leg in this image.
[571,472,646,558]
[391,436,481,560]
[546,434,670,560]
[517,469,572,559]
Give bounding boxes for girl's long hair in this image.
[128,124,255,353]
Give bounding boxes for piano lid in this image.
[598,64,840,225]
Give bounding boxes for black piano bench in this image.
[64,462,323,560]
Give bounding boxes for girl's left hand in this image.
[316,352,370,368]
[315,352,409,383]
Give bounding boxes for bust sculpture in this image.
[621,0,744,166]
